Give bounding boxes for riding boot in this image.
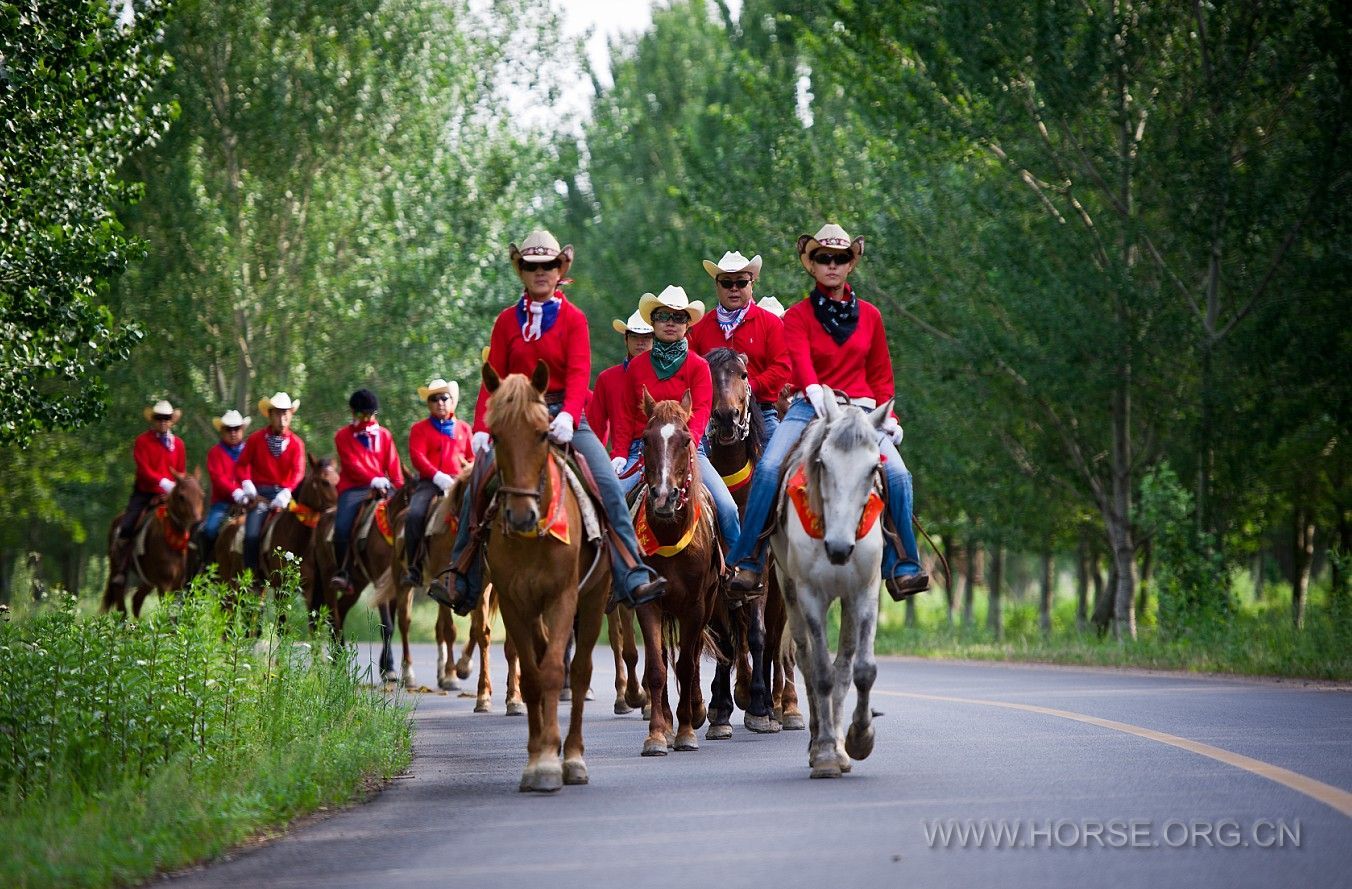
[402,538,424,588]
[109,536,132,588]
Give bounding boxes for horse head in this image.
[802,398,892,565]
[641,388,696,521]
[485,359,552,534]
[705,347,760,451]
[298,455,338,511]
[169,468,206,527]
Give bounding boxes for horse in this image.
[102,471,205,616]
[771,396,893,778]
[704,347,803,735]
[608,605,646,715]
[215,456,336,624]
[632,391,722,755]
[481,360,609,791]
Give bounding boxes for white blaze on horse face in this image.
[653,423,677,502]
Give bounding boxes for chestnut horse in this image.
[102,471,205,616]
[704,347,803,734]
[482,361,609,792]
[633,392,721,755]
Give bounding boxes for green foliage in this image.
[0,0,177,444]
[1139,464,1232,636]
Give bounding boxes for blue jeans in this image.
[245,484,282,570]
[332,487,370,572]
[724,398,921,578]
[202,502,230,548]
[755,401,780,441]
[620,439,741,552]
[449,414,658,607]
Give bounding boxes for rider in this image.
[614,285,742,553]
[235,392,307,574]
[726,223,930,602]
[585,308,654,458]
[202,408,250,556]
[437,229,666,616]
[687,250,791,439]
[110,400,187,588]
[402,378,473,587]
[331,388,405,590]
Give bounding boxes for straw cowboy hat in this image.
[211,409,252,431]
[509,230,574,277]
[142,400,182,424]
[612,309,654,335]
[638,285,705,325]
[756,295,787,318]
[702,250,763,279]
[418,378,460,410]
[797,223,865,274]
[257,392,299,415]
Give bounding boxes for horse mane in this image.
[704,346,765,458]
[486,373,548,432]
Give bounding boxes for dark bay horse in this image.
[634,392,722,755]
[704,347,803,734]
[102,471,205,616]
[482,361,609,791]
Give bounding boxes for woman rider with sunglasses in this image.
[725,223,930,602]
[401,378,473,587]
[436,230,666,615]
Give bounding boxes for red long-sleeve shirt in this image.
[206,442,244,504]
[687,301,792,404]
[619,349,713,455]
[585,362,631,458]
[334,423,405,494]
[783,296,895,407]
[133,430,187,494]
[407,417,474,479]
[473,294,591,434]
[236,429,307,491]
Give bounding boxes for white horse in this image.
[771,396,893,779]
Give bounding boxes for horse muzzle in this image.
[824,538,855,566]
[504,505,539,533]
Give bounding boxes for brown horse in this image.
[633,392,722,755]
[102,471,206,616]
[481,361,609,791]
[608,605,646,715]
[704,347,803,733]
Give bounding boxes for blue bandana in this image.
[430,416,457,438]
[158,432,174,451]
[516,293,562,341]
[221,441,245,461]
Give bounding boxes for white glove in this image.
[882,416,904,446]
[548,411,574,445]
[804,384,829,418]
[240,479,258,498]
[370,476,392,492]
[610,456,628,474]
[231,488,247,504]
[471,431,491,454]
[432,471,453,493]
[271,488,292,509]
[158,478,176,494]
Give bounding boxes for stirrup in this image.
[885,571,930,601]
[606,576,667,614]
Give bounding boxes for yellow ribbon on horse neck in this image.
[634,497,703,558]
[720,460,753,493]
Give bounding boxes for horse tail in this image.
[703,625,730,665]
[372,566,398,607]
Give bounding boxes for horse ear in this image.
[680,389,692,416]
[868,400,894,431]
[483,362,501,394]
[822,393,840,421]
[172,468,185,481]
[308,453,319,471]
[193,466,202,481]
[642,387,656,419]
[530,359,550,394]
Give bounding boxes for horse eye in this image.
[740,372,748,380]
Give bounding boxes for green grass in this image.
[0,571,412,889]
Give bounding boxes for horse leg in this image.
[564,591,604,785]
[499,607,547,792]
[473,605,494,712]
[734,615,752,712]
[831,599,860,773]
[706,614,735,740]
[620,606,646,710]
[608,611,631,714]
[399,588,418,689]
[769,570,805,730]
[434,608,450,689]
[790,587,841,778]
[673,612,704,751]
[504,628,524,716]
[457,591,488,680]
[131,584,152,618]
[636,603,669,755]
[378,602,396,682]
[743,598,775,733]
[530,595,577,793]
[844,589,880,763]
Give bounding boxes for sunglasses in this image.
[717,278,752,290]
[223,425,243,432]
[811,252,853,267]
[428,394,451,403]
[520,259,562,273]
[651,311,690,324]
[152,414,174,422]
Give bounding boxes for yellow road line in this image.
[875,690,1352,818]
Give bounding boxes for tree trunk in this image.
[1137,539,1153,620]
[1291,507,1315,630]
[62,546,85,598]
[1039,547,1054,638]
[1076,537,1090,631]
[962,538,978,628]
[987,545,1004,640]
[0,548,11,607]
[1252,549,1266,602]
[1092,555,1117,636]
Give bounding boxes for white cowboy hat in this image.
[418,378,460,410]
[143,400,182,424]
[702,250,763,279]
[257,391,299,414]
[509,230,574,277]
[797,223,865,274]
[638,285,705,325]
[756,295,787,318]
[211,409,252,431]
[611,309,654,335]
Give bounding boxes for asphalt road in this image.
[155,641,1352,889]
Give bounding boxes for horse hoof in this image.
[518,766,535,792]
[455,661,472,681]
[560,687,572,702]
[641,738,669,756]
[768,719,783,733]
[438,676,459,691]
[563,759,588,785]
[674,730,699,751]
[626,690,649,710]
[664,730,676,748]
[614,700,634,715]
[380,669,399,683]
[530,763,563,793]
[506,700,527,716]
[845,724,875,761]
[772,707,783,722]
[474,699,492,714]
[810,763,843,779]
[584,687,595,701]
[705,723,732,741]
[744,714,775,734]
[781,712,806,731]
